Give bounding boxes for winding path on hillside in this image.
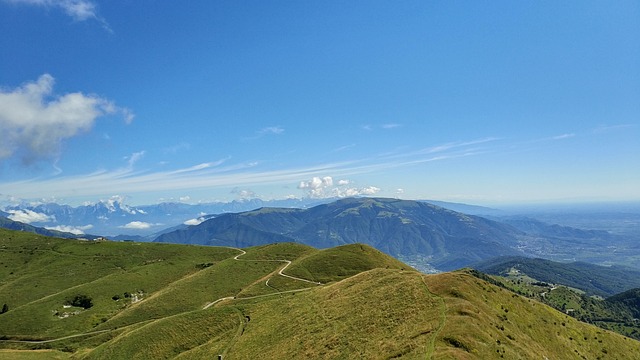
[0,246,322,345]
[420,275,447,359]
[202,247,322,309]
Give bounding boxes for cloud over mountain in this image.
[298,176,380,198]
[6,209,53,223]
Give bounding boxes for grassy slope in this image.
[88,269,640,359]
[3,229,640,359]
[0,229,238,337]
[284,243,413,284]
[226,269,640,359]
[0,350,71,359]
[424,271,640,359]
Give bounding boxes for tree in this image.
[67,294,93,309]
[1,303,8,314]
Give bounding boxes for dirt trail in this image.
[202,247,321,309]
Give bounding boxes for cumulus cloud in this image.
[121,221,156,230]
[298,176,380,198]
[0,74,133,163]
[7,209,54,223]
[5,0,111,31]
[298,176,334,197]
[45,224,93,235]
[231,188,257,199]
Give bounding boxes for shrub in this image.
[67,294,93,309]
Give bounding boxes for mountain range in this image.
[0,197,502,238]
[5,196,636,272]
[155,197,525,271]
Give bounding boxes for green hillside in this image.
[474,256,640,296]
[285,243,414,284]
[2,229,640,359]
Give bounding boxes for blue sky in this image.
[0,1,638,206]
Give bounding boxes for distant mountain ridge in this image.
[1,197,328,237]
[0,197,500,238]
[155,197,526,271]
[473,256,640,296]
[0,216,96,239]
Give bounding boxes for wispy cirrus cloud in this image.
[551,133,575,140]
[362,123,402,131]
[242,126,285,141]
[125,151,146,169]
[593,124,635,134]
[258,126,284,135]
[4,0,112,31]
[0,137,499,202]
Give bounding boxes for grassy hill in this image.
[2,229,640,359]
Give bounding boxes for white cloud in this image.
[0,137,496,202]
[45,224,93,235]
[231,188,257,199]
[335,186,381,198]
[0,74,133,163]
[5,0,111,31]
[382,123,401,129]
[259,126,284,135]
[121,221,155,230]
[552,133,575,140]
[244,126,285,141]
[593,124,635,134]
[179,196,191,202]
[125,151,146,169]
[7,209,53,223]
[184,217,205,226]
[298,176,380,198]
[298,176,334,197]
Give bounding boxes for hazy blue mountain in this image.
[0,216,95,239]
[155,197,525,271]
[496,216,613,240]
[1,198,330,237]
[473,256,640,296]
